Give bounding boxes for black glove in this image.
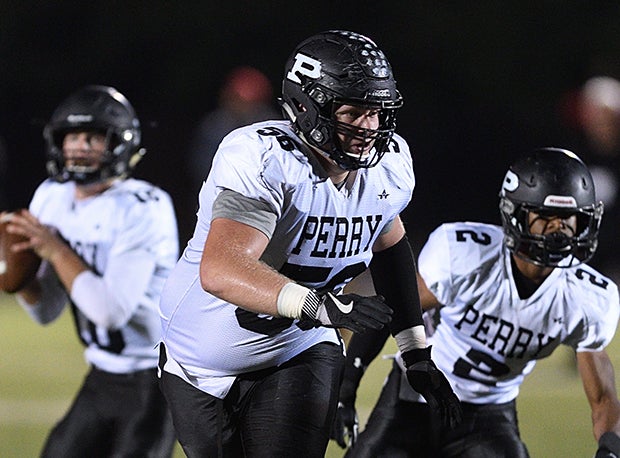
[330,378,360,448]
[595,432,620,458]
[402,346,463,429]
[297,291,392,334]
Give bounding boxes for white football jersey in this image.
[28,178,179,373]
[416,221,619,404]
[159,120,415,398]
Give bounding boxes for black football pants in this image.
[347,360,530,458]
[41,366,176,458]
[159,342,344,458]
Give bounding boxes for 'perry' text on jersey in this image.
[291,215,382,258]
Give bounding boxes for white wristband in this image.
[395,325,427,353]
[276,283,312,319]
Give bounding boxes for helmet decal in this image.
[542,195,577,207]
[501,170,519,193]
[286,53,322,84]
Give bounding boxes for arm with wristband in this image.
[202,216,392,333]
[370,234,461,429]
[277,282,392,334]
[331,231,462,448]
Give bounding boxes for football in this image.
[0,211,42,293]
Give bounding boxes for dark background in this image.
[2,1,619,247]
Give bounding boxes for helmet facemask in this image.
[310,101,398,170]
[500,193,603,268]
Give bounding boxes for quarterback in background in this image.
[336,148,620,457]
[158,30,460,457]
[4,86,179,457]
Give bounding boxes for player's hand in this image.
[331,399,358,448]
[595,432,620,458]
[6,210,63,261]
[402,346,463,429]
[330,375,360,448]
[298,292,392,333]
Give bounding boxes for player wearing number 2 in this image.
[5,85,179,457]
[158,30,460,457]
[336,147,620,457]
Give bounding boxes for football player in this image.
[5,85,179,457]
[335,148,620,457]
[158,30,461,457]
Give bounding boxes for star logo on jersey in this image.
[378,189,389,199]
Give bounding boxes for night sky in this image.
[2,2,619,246]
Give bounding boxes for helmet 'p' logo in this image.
[287,53,322,84]
[501,170,519,194]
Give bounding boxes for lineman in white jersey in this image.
[158,30,461,458]
[337,148,620,457]
[5,86,179,457]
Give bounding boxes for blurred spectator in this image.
[186,66,280,195]
[562,76,620,281]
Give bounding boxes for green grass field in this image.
[0,291,616,457]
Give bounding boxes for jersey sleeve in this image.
[16,260,68,324]
[209,127,296,220]
[28,179,55,214]
[570,271,620,352]
[105,186,178,314]
[417,222,502,307]
[417,224,454,306]
[377,133,416,227]
[72,184,178,329]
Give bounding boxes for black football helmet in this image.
[280,30,403,170]
[499,147,603,267]
[43,85,144,184]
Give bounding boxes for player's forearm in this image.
[47,242,89,292]
[346,325,391,370]
[201,254,289,316]
[591,398,620,440]
[578,351,620,440]
[370,234,426,343]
